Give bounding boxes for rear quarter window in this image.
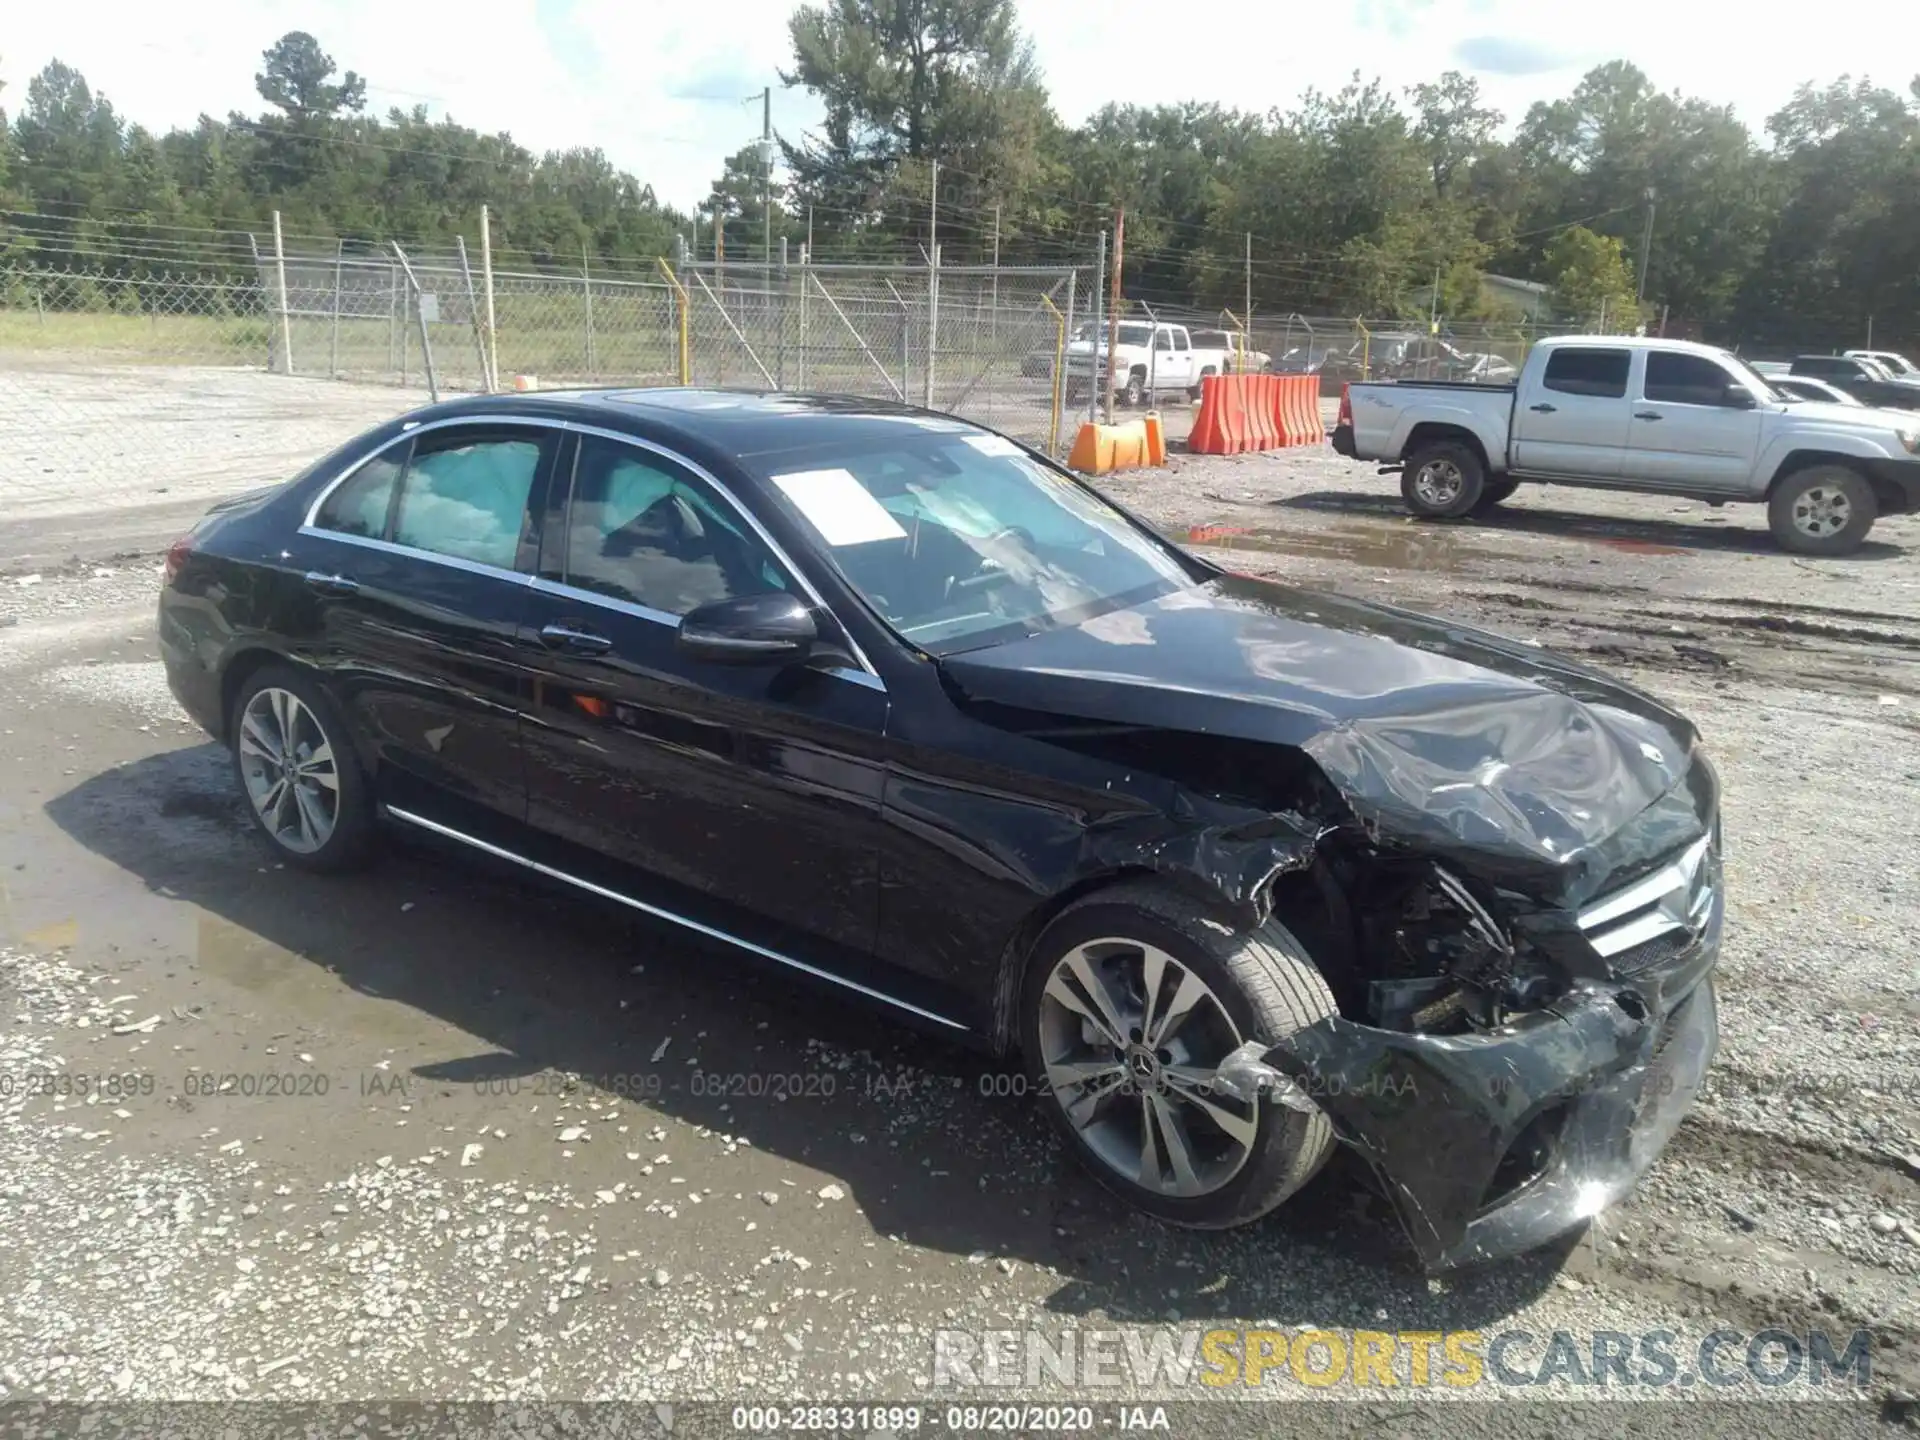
[1542,347,1631,399]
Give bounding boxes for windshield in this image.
[754,430,1197,653]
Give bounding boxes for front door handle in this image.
[1528,402,1558,413]
[1634,410,1663,421]
[539,623,612,656]
[304,571,359,596]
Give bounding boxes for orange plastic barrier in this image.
[1189,373,1244,454]
[1067,419,1157,474]
[1144,412,1168,466]
[1248,375,1274,451]
[1279,374,1325,445]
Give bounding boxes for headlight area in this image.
[1341,857,1565,1033]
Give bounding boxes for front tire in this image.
[1400,440,1487,519]
[230,665,374,872]
[1769,465,1876,555]
[1019,882,1338,1229]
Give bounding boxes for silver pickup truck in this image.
[1331,335,1920,555]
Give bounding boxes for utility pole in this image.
[760,86,773,268]
[1636,187,1657,309]
[925,159,940,408]
[1244,232,1254,368]
[989,203,1001,423]
[1105,206,1125,425]
[1089,230,1107,425]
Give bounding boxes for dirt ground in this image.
[0,419,1916,1433]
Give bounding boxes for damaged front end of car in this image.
[942,617,1723,1268]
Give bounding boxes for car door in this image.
[1147,327,1175,393]
[1622,349,1763,489]
[1169,327,1195,389]
[294,420,560,826]
[1509,345,1633,478]
[516,430,888,957]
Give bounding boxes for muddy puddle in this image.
[1179,519,1523,572]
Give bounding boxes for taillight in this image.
[1337,383,1353,428]
[164,534,194,585]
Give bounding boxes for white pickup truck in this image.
[1331,334,1920,555]
[1063,321,1224,407]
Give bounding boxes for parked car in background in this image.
[1789,354,1920,411]
[159,386,1725,1266]
[1189,328,1270,374]
[1774,376,1862,406]
[1062,321,1221,406]
[1748,361,1792,379]
[1844,349,1919,378]
[1332,335,1920,554]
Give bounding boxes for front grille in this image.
[1578,833,1718,963]
[1609,929,1695,977]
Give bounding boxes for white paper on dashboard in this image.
[771,468,908,546]
[963,434,1024,457]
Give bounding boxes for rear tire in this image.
[1769,465,1876,555]
[1472,477,1521,514]
[1188,367,1217,403]
[1123,371,1147,408]
[1401,440,1487,519]
[1019,881,1338,1230]
[230,665,374,873]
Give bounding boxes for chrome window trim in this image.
[384,805,963,1032]
[295,527,534,586]
[299,412,884,685]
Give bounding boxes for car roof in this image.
[396,388,989,461]
[1537,335,1731,358]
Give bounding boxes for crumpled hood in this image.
[939,575,1707,902]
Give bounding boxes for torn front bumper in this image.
[1262,897,1720,1270]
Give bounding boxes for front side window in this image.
[756,431,1195,652]
[1644,352,1742,407]
[1543,347,1631,399]
[392,435,544,569]
[562,437,787,616]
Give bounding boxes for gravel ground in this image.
[0,439,1916,1434]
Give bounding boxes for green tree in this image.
[780,0,1053,254]
[255,32,366,123]
[1543,226,1639,329]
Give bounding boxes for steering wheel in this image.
[947,526,1038,596]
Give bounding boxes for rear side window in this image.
[314,451,404,537]
[392,436,544,569]
[1644,352,1739,406]
[1795,357,1842,378]
[1543,347,1631,398]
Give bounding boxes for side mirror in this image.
[1722,385,1757,409]
[677,592,818,666]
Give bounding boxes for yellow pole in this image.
[657,258,691,384]
[1355,316,1372,381]
[1223,307,1248,373]
[1042,295,1067,457]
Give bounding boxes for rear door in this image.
[295,421,560,826]
[1510,345,1633,478]
[1622,349,1762,490]
[515,431,890,957]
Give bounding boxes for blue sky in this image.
[5,0,1917,211]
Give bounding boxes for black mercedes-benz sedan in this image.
[159,388,1721,1268]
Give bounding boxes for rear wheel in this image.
[230,665,374,872]
[1020,882,1337,1229]
[1123,370,1147,408]
[1400,440,1487,520]
[1188,366,1217,403]
[1769,465,1876,555]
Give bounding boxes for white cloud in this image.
[5,0,1918,216]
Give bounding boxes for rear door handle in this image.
[1634,411,1663,421]
[1528,403,1558,413]
[539,622,612,656]
[304,571,359,596]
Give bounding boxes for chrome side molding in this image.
[383,805,966,1032]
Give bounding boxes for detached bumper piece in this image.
[1264,956,1718,1270]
